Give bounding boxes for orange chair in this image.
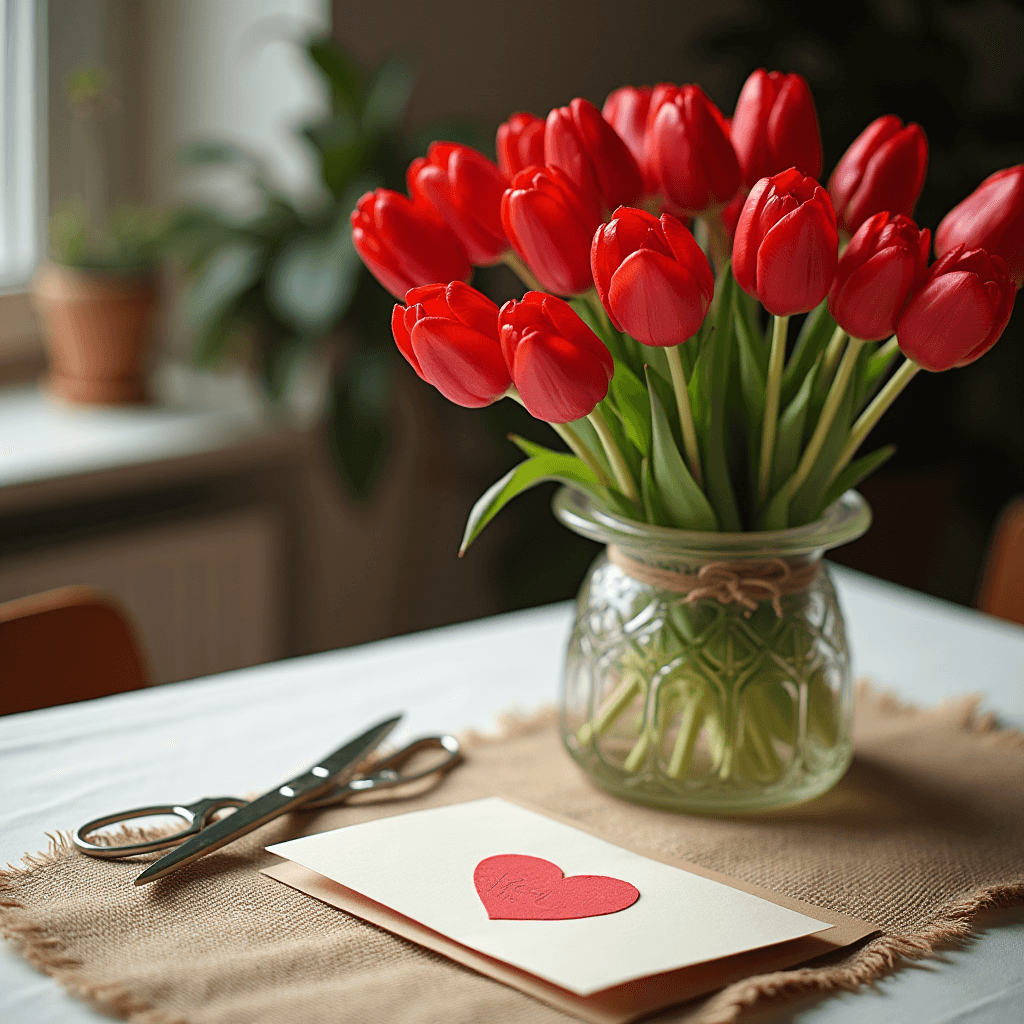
[0,586,149,716]
[977,497,1024,627]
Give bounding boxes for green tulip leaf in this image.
[640,456,671,526]
[770,354,821,498]
[645,367,719,532]
[703,266,742,532]
[459,449,608,555]
[609,361,652,455]
[789,379,857,525]
[782,300,837,408]
[860,341,900,411]
[821,445,896,509]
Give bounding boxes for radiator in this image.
[0,507,283,685]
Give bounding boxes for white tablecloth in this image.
[2,566,1023,1024]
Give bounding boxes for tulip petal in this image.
[897,272,993,371]
[510,328,611,423]
[608,249,709,346]
[829,248,916,341]
[412,319,511,407]
[757,202,838,315]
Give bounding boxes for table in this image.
[2,566,1023,1024]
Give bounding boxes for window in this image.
[0,0,41,291]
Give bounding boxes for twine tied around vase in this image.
[606,545,819,617]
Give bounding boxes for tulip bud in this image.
[935,165,1024,288]
[646,84,741,216]
[732,168,839,316]
[500,165,603,295]
[498,292,613,422]
[897,246,1015,372]
[496,113,546,178]
[545,97,645,213]
[351,189,471,300]
[730,69,822,189]
[591,207,714,346]
[828,212,930,341]
[602,86,656,192]
[407,142,510,265]
[828,115,928,235]
[391,282,510,407]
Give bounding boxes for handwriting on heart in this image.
[474,854,639,921]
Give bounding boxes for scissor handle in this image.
[303,734,461,809]
[73,796,249,859]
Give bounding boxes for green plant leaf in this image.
[640,456,671,526]
[184,241,264,365]
[770,354,820,498]
[788,378,856,525]
[307,39,365,114]
[821,446,896,509]
[328,347,392,497]
[508,435,638,518]
[608,361,652,455]
[782,301,836,408]
[859,343,900,411]
[702,266,742,532]
[646,368,719,532]
[362,56,416,137]
[459,451,605,554]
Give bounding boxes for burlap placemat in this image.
[2,682,1023,1024]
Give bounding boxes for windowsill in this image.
[0,364,281,495]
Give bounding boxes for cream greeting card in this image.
[266,797,839,996]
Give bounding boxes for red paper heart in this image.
[474,854,639,921]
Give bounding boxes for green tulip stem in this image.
[829,356,921,482]
[505,387,613,488]
[820,325,848,382]
[553,422,614,488]
[665,344,704,487]
[787,335,867,498]
[875,335,900,363]
[705,212,732,276]
[588,406,639,501]
[758,314,790,504]
[501,251,544,293]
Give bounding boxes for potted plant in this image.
[32,68,164,404]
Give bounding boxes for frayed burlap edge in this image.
[2,681,1021,1024]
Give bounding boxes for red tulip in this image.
[500,165,603,295]
[828,212,930,341]
[646,84,740,216]
[730,69,822,189]
[496,113,546,178]
[391,282,510,407]
[602,86,655,192]
[935,165,1024,287]
[351,189,471,300]
[732,168,839,316]
[828,115,928,235]
[545,97,644,213]
[897,246,1015,371]
[498,292,613,422]
[407,143,509,265]
[591,207,714,346]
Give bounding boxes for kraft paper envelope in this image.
[263,798,876,1024]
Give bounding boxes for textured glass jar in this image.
[556,487,871,813]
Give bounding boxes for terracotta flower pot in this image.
[31,263,158,404]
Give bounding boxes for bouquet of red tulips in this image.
[351,70,1023,550]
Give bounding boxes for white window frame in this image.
[0,0,44,356]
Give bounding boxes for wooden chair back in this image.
[0,586,149,716]
[977,497,1024,627]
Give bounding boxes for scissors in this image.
[73,716,461,886]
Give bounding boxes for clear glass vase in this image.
[556,487,871,813]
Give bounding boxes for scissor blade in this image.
[134,715,401,886]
